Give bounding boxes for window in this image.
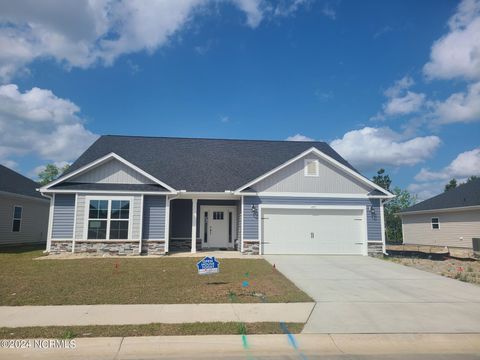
[431,217,440,230]
[87,199,130,240]
[304,159,319,176]
[213,211,224,220]
[203,211,208,243]
[12,206,22,232]
[228,212,232,243]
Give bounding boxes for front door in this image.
[200,206,236,248]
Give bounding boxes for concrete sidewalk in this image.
[0,303,314,327]
[1,334,480,359]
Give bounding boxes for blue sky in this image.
[0,0,479,199]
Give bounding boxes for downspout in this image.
[40,192,53,254]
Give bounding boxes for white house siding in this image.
[70,159,153,184]
[74,193,143,240]
[251,154,371,194]
[0,193,49,245]
[402,209,480,249]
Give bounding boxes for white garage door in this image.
[262,207,365,255]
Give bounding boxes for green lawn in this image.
[0,246,311,305]
[0,322,305,338]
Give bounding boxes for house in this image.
[0,164,49,246]
[39,135,394,256]
[399,178,480,249]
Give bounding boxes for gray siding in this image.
[251,154,371,194]
[142,195,166,240]
[71,159,153,184]
[243,196,381,241]
[402,209,480,248]
[52,194,75,239]
[0,193,49,245]
[74,194,142,240]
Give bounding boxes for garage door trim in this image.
[259,204,368,256]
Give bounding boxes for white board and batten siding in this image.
[251,154,371,194]
[0,193,49,245]
[70,158,152,184]
[402,209,480,249]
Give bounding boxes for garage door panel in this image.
[262,208,364,255]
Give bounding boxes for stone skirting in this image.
[368,242,383,256]
[169,238,202,252]
[50,241,140,255]
[141,241,166,255]
[242,241,260,255]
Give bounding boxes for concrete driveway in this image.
[265,255,480,334]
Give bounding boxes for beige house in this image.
[399,178,480,249]
[0,165,49,246]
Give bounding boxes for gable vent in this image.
[304,159,319,177]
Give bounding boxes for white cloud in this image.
[423,0,480,80]
[330,127,441,171]
[273,0,309,17]
[407,181,446,201]
[286,133,314,141]
[372,76,425,119]
[383,91,426,116]
[430,81,480,124]
[0,84,98,165]
[384,76,415,98]
[414,147,480,182]
[0,0,309,82]
[322,4,336,20]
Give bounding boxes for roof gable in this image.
[0,164,44,199]
[401,178,480,213]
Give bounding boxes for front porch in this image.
[168,198,241,254]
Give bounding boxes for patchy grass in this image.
[385,255,480,285]
[0,322,304,339]
[0,246,311,305]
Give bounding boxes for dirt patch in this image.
[387,256,480,285]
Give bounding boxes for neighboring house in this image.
[39,135,394,256]
[0,165,49,246]
[399,178,480,249]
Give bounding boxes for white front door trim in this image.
[258,204,368,256]
[200,205,237,248]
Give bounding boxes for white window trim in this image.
[304,159,319,177]
[431,217,440,230]
[12,205,23,233]
[83,196,134,241]
[257,204,368,256]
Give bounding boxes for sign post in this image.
[197,256,220,275]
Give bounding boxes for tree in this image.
[372,168,392,191]
[384,187,417,243]
[38,163,70,185]
[466,175,479,183]
[444,178,457,192]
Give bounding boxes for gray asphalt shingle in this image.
[64,135,361,192]
[0,164,44,199]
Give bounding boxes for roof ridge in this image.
[102,134,327,144]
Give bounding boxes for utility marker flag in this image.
[197,256,220,275]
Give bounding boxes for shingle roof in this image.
[0,164,44,199]
[51,182,168,192]
[64,135,362,192]
[400,178,480,213]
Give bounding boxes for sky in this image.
[0,0,479,200]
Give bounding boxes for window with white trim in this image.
[87,199,130,240]
[431,217,440,230]
[304,159,319,177]
[12,206,22,232]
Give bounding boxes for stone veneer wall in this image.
[242,241,260,255]
[169,238,202,252]
[367,242,383,256]
[50,241,140,256]
[141,241,165,255]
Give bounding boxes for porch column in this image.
[191,198,197,253]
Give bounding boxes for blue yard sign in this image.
[197,256,220,275]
